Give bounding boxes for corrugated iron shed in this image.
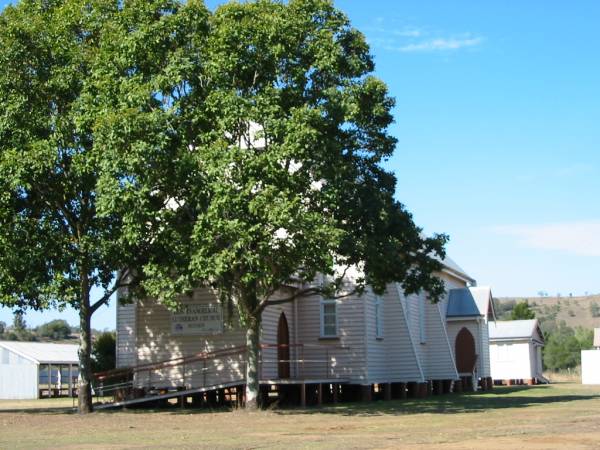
[488,319,543,343]
[0,341,79,365]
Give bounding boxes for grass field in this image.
[1,384,600,449]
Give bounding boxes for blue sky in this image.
[1,0,599,330]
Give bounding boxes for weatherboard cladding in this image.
[400,285,460,382]
[365,285,422,383]
[489,341,541,380]
[124,265,479,388]
[134,289,246,389]
[116,295,137,369]
[295,290,367,382]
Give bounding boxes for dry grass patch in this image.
[1,384,600,449]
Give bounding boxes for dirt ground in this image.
[1,383,600,449]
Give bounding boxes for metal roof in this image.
[488,320,542,342]
[419,232,475,284]
[447,286,493,317]
[440,255,475,283]
[0,341,79,365]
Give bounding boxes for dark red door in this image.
[277,313,290,379]
[455,327,477,373]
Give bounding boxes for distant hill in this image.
[493,294,600,331]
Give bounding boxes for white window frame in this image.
[320,298,338,338]
[375,295,384,339]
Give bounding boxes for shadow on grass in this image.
[0,406,77,415]
[3,386,597,417]
[277,386,600,417]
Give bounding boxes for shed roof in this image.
[447,286,494,318]
[0,341,79,365]
[488,320,543,343]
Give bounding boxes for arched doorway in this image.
[455,327,477,374]
[277,312,290,379]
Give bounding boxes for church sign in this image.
[171,304,223,336]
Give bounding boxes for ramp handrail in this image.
[94,345,248,381]
[92,342,351,406]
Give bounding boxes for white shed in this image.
[488,320,545,385]
[0,341,79,399]
[581,328,600,385]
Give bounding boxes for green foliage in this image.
[36,319,72,340]
[543,323,594,371]
[92,332,116,373]
[0,0,206,412]
[494,299,516,320]
[9,311,35,341]
[0,321,5,335]
[12,311,26,332]
[511,301,535,320]
[574,327,594,350]
[590,301,600,318]
[144,0,447,323]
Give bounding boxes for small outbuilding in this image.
[0,341,79,399]
[581,328,600,385]
[488,319,545,385]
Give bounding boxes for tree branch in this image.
[253,283,360,315]
[90,268,132,314]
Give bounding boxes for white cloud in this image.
[516,163,595,182]
[392,28,423,38]
[363,18,483,54]
[492,221,600,256]
[397,36,483,52]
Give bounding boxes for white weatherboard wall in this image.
[116,296,137,368]
[401,287,458,382]
[0,347,38,399]
[295,290,366,383]
[581,350,600,384]
[490,341,534,380]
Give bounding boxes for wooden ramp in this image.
[94,379,245,410]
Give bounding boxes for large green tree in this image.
[0,0,207,413]
[1,0,449,412]
[120,0,446,409]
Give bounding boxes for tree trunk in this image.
[78,274,93,414]
[245,318,261,410]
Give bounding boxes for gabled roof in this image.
[440,255,475,284]
[488,320,544,344]
[447,286,495,319]
[0,341,79,365]
[420,232,475,285]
